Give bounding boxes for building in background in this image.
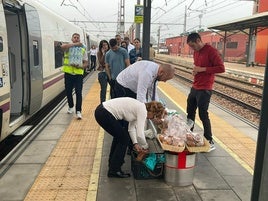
[166,0,267,66]
[166,31,249,63]
[255,0,268,65]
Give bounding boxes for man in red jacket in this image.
[186,32,225,152]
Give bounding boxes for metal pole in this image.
[251,48,268,201]
[183,5,187,33]
[135,0,141,39]
[142,0,151,60]
[157,26,160,54]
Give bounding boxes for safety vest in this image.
[62,46,86,75]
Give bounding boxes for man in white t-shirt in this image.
[123,36,134,53]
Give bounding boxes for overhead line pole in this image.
[136,0,141,39]
[142,0,151,60]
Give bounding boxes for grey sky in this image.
[37,0,254,42]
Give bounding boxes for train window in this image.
[54,41,63,68]
[33,40,39,66]
[226,42,238,49]
[0,36,3,52]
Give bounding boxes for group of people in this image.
[60,32,225,178]
[116,34,156,63]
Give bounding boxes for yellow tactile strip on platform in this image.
[158,81,255,174]
[24,80,101,201]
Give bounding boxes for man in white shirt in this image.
[123,36,134,53]
[114,60,175,103]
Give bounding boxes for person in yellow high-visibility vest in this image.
[61,33,88,119]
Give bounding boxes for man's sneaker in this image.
[208,140,216,152]
[76,111,82,119]
[67,107,74,114]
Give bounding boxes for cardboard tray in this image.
[156,134,185,153]
[185,138,210,152]
[157,134,210,153]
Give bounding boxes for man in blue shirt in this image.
[105,38,130,98]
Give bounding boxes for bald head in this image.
[157,64,175,82]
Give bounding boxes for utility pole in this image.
[135,0,141,39]
[198,14,203,29]
[117,0,125,36]
[183,5,187,33]
[157,26,160,53]
[142,0,151,60]
[182,5,187,56]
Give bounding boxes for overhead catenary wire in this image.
[37,0,254,41]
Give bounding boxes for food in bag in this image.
[186,132,204,147]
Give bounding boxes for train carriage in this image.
[0,0,90,141]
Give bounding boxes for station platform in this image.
[0,56,261,201]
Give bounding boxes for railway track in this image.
[156,58,262,127]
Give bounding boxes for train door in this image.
[4,0,25,123]
[4,0,43,124]
[24,3,43,115]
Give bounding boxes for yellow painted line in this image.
[86,129,104,201]
[158,82,254,175]
[87,84,110,201]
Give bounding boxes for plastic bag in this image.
[144,129,154,139]
[69,46,83,67]
[143,153,157,171]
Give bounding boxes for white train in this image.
[0,0,97,141]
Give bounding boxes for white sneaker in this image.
[208,141,216,152]
[76,111,82,119]
[67,107,74,114]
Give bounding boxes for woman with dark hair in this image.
[120,40,127,50]
[95,98,166,178]
[129,38,142,64]
[97,40,110,103]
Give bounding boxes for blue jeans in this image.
[186,87,212,141]
[98,72,108,103]
[64,73,83,112]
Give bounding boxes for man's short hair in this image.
[109,38,118,47]
[72,33,80,38]
[187,33,201,43]
[123,36,130,41]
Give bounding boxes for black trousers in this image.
[64,73,83,112]
[90,55,96,70]
[114,80,137,99]
[94,104,129,172]
[98,72,108,103]
[186,87,213,141]
[113,80,137,150]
